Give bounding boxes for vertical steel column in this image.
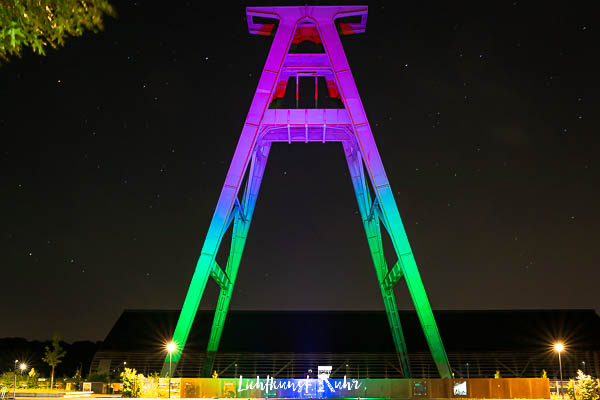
[342,141,411,377]
[202,142,271,377]
[315,76,318,108]
[161,15,297,375]
[316,14,452,378]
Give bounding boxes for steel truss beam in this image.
[383,260,404,290]
[163,5,452,379]
[342,141,412,377]
[209,262,230,291]
[201,142,271,377]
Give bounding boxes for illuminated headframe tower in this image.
[163,5,452,379]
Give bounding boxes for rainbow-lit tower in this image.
[162,5,452,379]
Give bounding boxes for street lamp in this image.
[14,360,18,400]
[554,343,564,398]
[466,363,470,379]
[166,342,177,399]
[116,360,127,394]
[13,361,26,398]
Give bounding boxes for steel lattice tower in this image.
[162,5,452,379]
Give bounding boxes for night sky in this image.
[2,1,598,343]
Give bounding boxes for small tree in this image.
[120,368,143,398]
[541,369,547,378]
[0,0,116,63]
[494,370,501,379]
[1,371,14,387]
[140,372,159,398]
[73,366,82,391]
[42,332,66,390]
[577,370,599,400]
[27,368,39,388]
[567,379,576,400]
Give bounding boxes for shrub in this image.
[140,373,160,398]
[567,379,576,400]
[120,368,143,398]
[1,371,14,388]
[577,370,599,400]
[27,368,39,388]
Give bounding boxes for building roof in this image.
[99,309,600,353]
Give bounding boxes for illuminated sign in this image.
[179,377,547,399]
[453,381,467,396]
[236,376,362,398]
[413,381,427,396]
[318,366,333,393]
[318,366,332,379]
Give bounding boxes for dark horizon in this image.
[2,1,599,343]
[2,309,599,380]
[3,307,600,343]
[3,307,600,346]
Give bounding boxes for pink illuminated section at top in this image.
[251,7,369,107]
[246,6,368,36]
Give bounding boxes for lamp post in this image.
[166,342,176,399]
[13,362,26,397]
[581,361,586,374]
[14,360,18,400]
[554,343,564,398]
[466,363,470,379]
[115,361,127,394]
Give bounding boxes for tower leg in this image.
[318,18,452,379]
[343,141,412,377]
[159,128,256,376]
[161,18,296,376]
[202,142,271,377]
[352,128,452,378]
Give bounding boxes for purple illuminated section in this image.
[162,6,452,379]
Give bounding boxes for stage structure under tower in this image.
[162,5,452,379]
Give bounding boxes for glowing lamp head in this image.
[554,343,564,352]
[166,342,177,353]
[19,363,27,371]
